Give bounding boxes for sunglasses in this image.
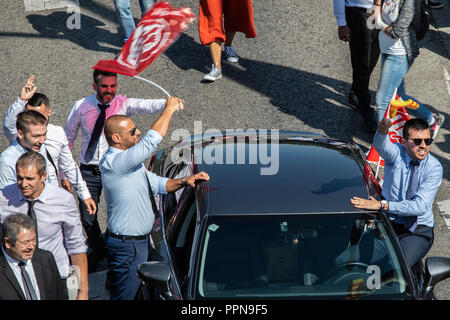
[116,127,137,136]
[406,138,433,146]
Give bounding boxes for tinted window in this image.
[168,195,197,288]
[196,214,410,299]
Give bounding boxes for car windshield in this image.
[196,214,411,299]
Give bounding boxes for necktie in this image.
[405,160,420,232]
[45,147,58,178]
[18,262,38,300]
[27,200,39,247]
[84,103,109,163]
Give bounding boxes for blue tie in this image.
[405,160,420,232]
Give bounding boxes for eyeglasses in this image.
[406,138,433,146]
[116,127,137,136]
[16,238,37,247]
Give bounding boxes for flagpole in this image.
[375,157,381,180]
[133,75,171,97]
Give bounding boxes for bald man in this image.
[100,97,209,300]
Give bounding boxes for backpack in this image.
[413,2,429,41]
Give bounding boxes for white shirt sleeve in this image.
[3,97,26,144]
[122,98,166,116]
[55,127,91,200]
[64,101,82,151]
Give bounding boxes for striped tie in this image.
[405,160,420,232]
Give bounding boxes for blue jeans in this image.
[104,234,150,300]
[376,53,434,123]
[114,0,155,43]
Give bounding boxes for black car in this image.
[138,131,450,300]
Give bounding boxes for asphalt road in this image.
[0,0,449,300]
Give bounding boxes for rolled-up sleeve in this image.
[147,171,169,195]
[62,196,88,256]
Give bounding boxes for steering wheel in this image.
[323,262,370,285]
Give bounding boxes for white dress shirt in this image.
[2,247,41,300]
[0,141,55,189]
[65,94,166,166]
[0,183,87,278]
[3,98,91,200]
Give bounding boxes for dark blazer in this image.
[0,248,68,300]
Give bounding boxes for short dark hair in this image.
[403,118,431,139]
[16,109,47,134]
[2,214,36,247]
[16,151,47,177]
[93,69,117,84]
[26,92,50,108]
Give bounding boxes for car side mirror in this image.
[138,261,173,300]
[423,257,450,299]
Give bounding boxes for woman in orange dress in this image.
[199,0,257,81]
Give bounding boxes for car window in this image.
[162,162,191,227]
[167,194,197,288]
[196,213,411,299]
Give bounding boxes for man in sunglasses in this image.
[351,118,443,267]
[100,100,209,300]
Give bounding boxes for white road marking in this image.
[23,0,79,12]
[437,200,450,229]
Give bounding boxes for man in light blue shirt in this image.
[0,110,54,188]
[351,118,443,266]
[100,97,209,300]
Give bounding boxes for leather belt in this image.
[80,163,101,175]
[106,229,149,241]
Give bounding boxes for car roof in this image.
[188,131,371,215]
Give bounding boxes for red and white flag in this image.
[92,2,195,76]
[366,93,411,169]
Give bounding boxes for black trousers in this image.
[345,6,380,113]
[79,166,103,273]
[393,223,434,267]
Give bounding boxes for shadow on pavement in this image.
[23,11,122,53]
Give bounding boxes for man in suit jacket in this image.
[0,213,67,300]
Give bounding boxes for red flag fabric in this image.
[92,2,195,76]
[366,98,410,168]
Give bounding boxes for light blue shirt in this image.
[0,141,53,189]
[333,0,374,26]
[373,132,443,227]
[100,129,168,236]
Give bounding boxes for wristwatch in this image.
[181,177,187,187]
[380,200,388,211]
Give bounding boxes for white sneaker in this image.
[224,46,239,63]
[431,113,445,139]
[203,64,222,82]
